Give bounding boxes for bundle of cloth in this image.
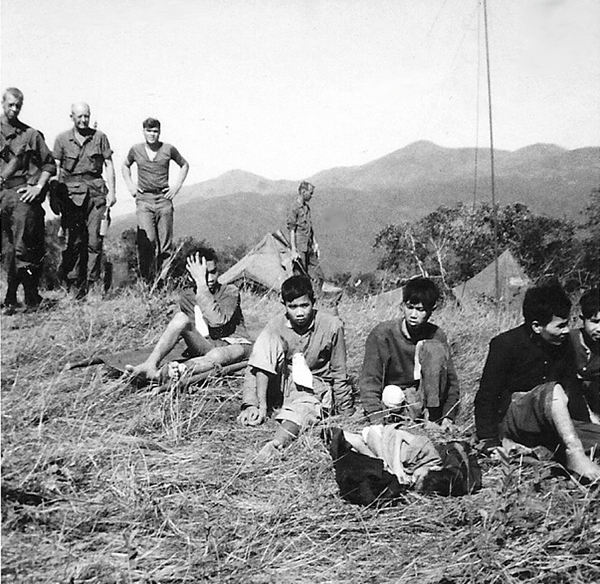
[326,425,481,506]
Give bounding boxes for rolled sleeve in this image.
[286,205,299,231]
[36,133,57,176]
[195,285,239,328]
[171,146,187,167]
[442,353,460,421]
[359,329,388,423]
[247,328,285,376]
[475,337,508,441]
[328,322,354,415]
[99,133,113,159]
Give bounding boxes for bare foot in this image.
[255,441,281,464]
[125,361,161,381]
[565,449,600,481]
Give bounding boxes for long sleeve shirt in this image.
[475,324,581,441]
[179,283,248,340]
[247,311,354,414]
[359,319,459,423]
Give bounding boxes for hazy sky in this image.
[2,0,599,217]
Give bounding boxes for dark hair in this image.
[298,181,314,194]
[142,117,161,130]
[3,87,23,102]
[522,279,571,326]
[420,467,468,497]
[281,275,315,304]
[403,277,439,312]
[580,288,600,320]
[201,248,217,263]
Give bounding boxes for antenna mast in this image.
[483,0,500,301]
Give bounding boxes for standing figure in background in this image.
[1,87,56,311]
[53,103,116,299]
[287,181,324,296]
[122,118,189,284]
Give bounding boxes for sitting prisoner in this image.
[238,275,354,460]
[127,249,251,381]
[360,277,459,427]
[475,280,600,481]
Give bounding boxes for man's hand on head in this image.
[186,253,208,289]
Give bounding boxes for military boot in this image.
[2,268,20,309]
[19,267,42,309]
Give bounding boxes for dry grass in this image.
[2,287,599,583]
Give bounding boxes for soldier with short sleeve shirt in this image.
[1,87,56,310]
[53,102,116,299]
[122,118,189,283]
[286,181,324,295]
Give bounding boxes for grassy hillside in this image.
[112,143,600,277]
[2,287,599,583]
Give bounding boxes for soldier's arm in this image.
[104,157,116,206]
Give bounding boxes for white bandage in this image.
[382,384,406,408]
[292,353,313,389]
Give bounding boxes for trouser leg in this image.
[1,191,19,303]
[136,199,158,282]
[10,196,45,306]
[155,199,174,278]
[417,340,450,420]
[61,198,86,286]
[305,250,324,296]
[86,199,105,284]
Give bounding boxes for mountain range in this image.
[112,141,600,275]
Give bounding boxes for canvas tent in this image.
[368,287,404,310]
[452,250,530,304]
[219,231,343,302]
[219,231,295,291]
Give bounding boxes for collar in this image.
[1,116,26,137]
[400,318,430,342]
[69,127,95,144]
[581,329,599,355]
[527,326,565,355]
[285,311,317,334]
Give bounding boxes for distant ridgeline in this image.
[111,141,600,278]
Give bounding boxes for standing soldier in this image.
[53,103,116,299]
[1,88,56,311]
[287,181,324,295]
[122,118,189,284]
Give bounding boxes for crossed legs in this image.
[126,311,245,381]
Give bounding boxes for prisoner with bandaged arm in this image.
[239,275,354,462]
[359,277,459,427]
[126,248,251,382]
[475,281,600,481]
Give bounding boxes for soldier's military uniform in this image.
[1,116,56,307]
[53,128,112,295]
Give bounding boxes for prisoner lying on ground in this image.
[325,425,481,506]
[126,249,252,383]
[238,275,355,461]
